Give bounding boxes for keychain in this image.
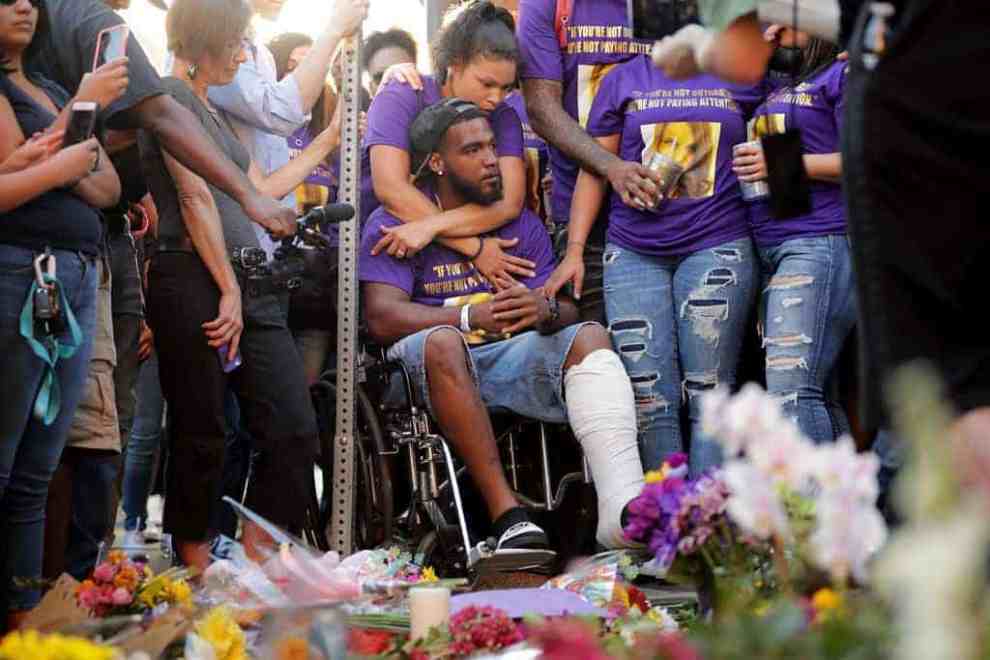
[33,250,64,337]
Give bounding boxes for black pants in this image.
[147,253,318,542]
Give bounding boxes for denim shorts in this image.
[385,323,595,423]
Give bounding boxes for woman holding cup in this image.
[732,26,853,444]
[546,54,761,475]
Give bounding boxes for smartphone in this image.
[762,130,813,220]
[628,0,701,41]
[217,344,243,373]
[63,102,99,147]
[92,24,130,71]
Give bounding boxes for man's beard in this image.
[447,169,503,206]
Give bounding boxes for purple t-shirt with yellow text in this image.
[518,0,654,223]
[361,75,525,222]
[587,56,760,257]
[747,62,848,247]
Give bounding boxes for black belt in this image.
[105,212,129,237]
[156,237,195,253]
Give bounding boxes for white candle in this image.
[409,586,451,641]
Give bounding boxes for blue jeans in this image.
[0,245,97,611]
[758,235,856,444]
[603,238,758,475]
[60,448,120,581]
[123,352,164,531]
[386,324,593,423]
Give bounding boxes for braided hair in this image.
[432,0,519,86]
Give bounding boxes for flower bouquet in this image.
[76,550,193,617]
[623,385,888,614]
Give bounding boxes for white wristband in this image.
[460,304,472,333]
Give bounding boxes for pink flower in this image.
[92,562,116,583]
[111,587,133,606]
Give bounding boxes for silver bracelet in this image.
[460,303,472,333]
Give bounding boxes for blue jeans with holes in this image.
[0,245,98,611]
[758,235,856,444]
[603,238,758,475]
[123,352,164,531]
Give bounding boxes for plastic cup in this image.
[645,151,685,208]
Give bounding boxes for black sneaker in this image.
[495,521,550,551]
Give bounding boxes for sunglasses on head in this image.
[0,0,41,7]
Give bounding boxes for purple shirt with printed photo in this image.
[518,0,654,223]
[361,75,525,222]
[587,56,760,257]
[360,206,555,308]
[747,61,848,247]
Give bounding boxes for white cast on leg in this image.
[564,349,645,549]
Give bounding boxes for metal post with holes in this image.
[331,32,362,555]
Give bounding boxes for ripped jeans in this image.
[758,235,856,444]
[603,238,758,475]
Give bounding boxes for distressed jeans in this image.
[758,235,856,444]
[603,238,758,475]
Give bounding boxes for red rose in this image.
[347,628,396,655]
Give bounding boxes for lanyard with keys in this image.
[18,250,84,425]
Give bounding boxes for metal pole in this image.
[331,31,363,555]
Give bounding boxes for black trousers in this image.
[147,253,318,542]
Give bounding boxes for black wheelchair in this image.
[309,342,600,579]
[283,204,601,578]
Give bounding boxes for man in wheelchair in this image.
[360,99,646,554]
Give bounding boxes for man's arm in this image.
[126,94,295,237]
[523,79,661,209]
[208,54,310,139]
[364,282,462,346]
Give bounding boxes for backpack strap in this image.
[554,0,573,49]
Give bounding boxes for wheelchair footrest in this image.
[468,542,557,575]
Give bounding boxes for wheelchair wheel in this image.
[311,379,394,550]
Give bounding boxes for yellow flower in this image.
[196,606,247,660]
[0,629,116,660]
[645,470,666,484]
[419,567,438,583]
[168,579,193,606]
[811,588,843,614]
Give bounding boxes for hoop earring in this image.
[186,62,198,80]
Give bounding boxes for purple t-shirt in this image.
[360,205,555,342]
[518,0,654,223]
[587,56,760,257]
[505,92,550,221]
[288,126,340,245]
[747,62,848,247]
[361,75,525,222]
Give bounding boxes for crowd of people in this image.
[4,0,963,634]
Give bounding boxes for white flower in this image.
[723,460,789,540]
[810,492,887,584]
[745,424,815,491]
[808,436,880,504]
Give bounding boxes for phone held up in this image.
[63,101,99,148]
[93,24,130,71]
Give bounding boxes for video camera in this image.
[230,203,355,298]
